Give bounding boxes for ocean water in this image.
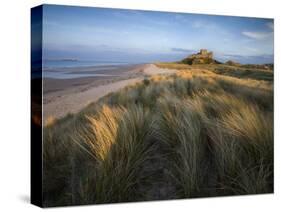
[43,60,134,79]
[43,60,131,69]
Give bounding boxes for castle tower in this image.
[200,49,208,55]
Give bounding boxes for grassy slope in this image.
[43,63,273,206]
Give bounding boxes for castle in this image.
[181,49,219,65]
[189,49,213,59]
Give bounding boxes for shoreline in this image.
[43,64,176,123]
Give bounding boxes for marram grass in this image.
[43,64,273,206]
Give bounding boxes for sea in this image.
[42,60,135,79]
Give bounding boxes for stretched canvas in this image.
[31,4,274,207]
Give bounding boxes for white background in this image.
[0,0,280,211]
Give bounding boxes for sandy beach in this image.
[43,64,176,123]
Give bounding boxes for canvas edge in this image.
[31,4,43,208]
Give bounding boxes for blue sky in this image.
[42,4,274,64]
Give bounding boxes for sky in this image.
[41,4,274,64]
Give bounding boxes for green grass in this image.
[43,63,273,206]
[214,66,273,81]
[156,62,273,81]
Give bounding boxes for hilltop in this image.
[179,49,273,71]
[181,49,221,65]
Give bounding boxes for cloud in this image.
[190,20,232,38]
[216,53,273,64]
[191,20,221,31]
[242,31,272,40]
[171,48,195,53]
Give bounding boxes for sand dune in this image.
[43,64,176,123]
[142,64,177,75]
